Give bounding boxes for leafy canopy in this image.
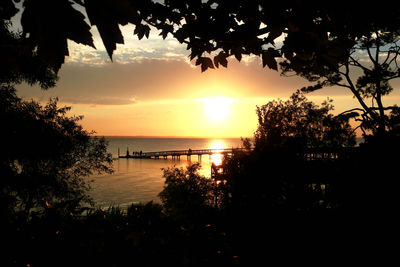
[0,85,113,218]
[2,0,397,75]
[255,91,356,150]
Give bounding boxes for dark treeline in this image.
[2,0,400,265]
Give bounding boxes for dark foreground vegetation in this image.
[2,0,400,265]
[3,138,400,266]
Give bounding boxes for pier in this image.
[118,148,247,160]
[118,147,358,161]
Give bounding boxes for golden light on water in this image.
[210,154,223,165]
[209,140,225,165]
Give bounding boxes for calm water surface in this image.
[88,137,242,208]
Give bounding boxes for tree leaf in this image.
[159,24,174,39]
[213,57,219,68]
[233,47,242,62]
[85,0,129,59]
[159,28,169,39]
[21,0,95,72]
[262,53,277,70]
[300,83,324,93]
[197,57,214,72]
[205,57,215,69]
[213,51,228,68]
[262,48,280,70]
[134,24,151,40]
[144,25,151,39]
[220,56,228,68]
[195,57,203,66]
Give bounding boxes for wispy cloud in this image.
[61,95,137,105]
[65,24,189,66]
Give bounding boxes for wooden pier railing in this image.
[119,148,247,160]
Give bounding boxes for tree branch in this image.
[349,55,371,73]
[366,44,377,65]
[382,49,394,65]
[350,124,363,136]
[337,108,366,116]
[375,31,380,65]
[373,32,387,133]
[369,106,400,111]
[387,48,400,66]
[343,62,375,119]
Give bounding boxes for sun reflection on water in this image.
[209,140,226,166]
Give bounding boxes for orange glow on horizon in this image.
[70,94,260,138]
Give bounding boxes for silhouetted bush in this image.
[159,163,219,223]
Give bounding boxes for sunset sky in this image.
[16,23,400,138]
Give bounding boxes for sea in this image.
[88,137,243,208]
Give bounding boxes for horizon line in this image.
[94,135,252,139]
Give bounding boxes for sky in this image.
[16,23,400,138]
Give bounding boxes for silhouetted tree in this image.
[1,1,114,220]
[211,93,365,262]
[0,86,113,220]
[255,91,356,150]
[281,28,400,136]
[159,163,218,222]
[223,93,356,214]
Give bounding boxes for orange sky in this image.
[16,24,400,138]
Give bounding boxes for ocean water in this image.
[88,137,243,208]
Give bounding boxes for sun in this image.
[202,97,234,122]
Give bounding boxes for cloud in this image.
[16,59,198,105]
[65,24,189,66]
[18,51,371,108]
[66,46,108,65]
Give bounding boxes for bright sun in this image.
[202,97,234,122]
